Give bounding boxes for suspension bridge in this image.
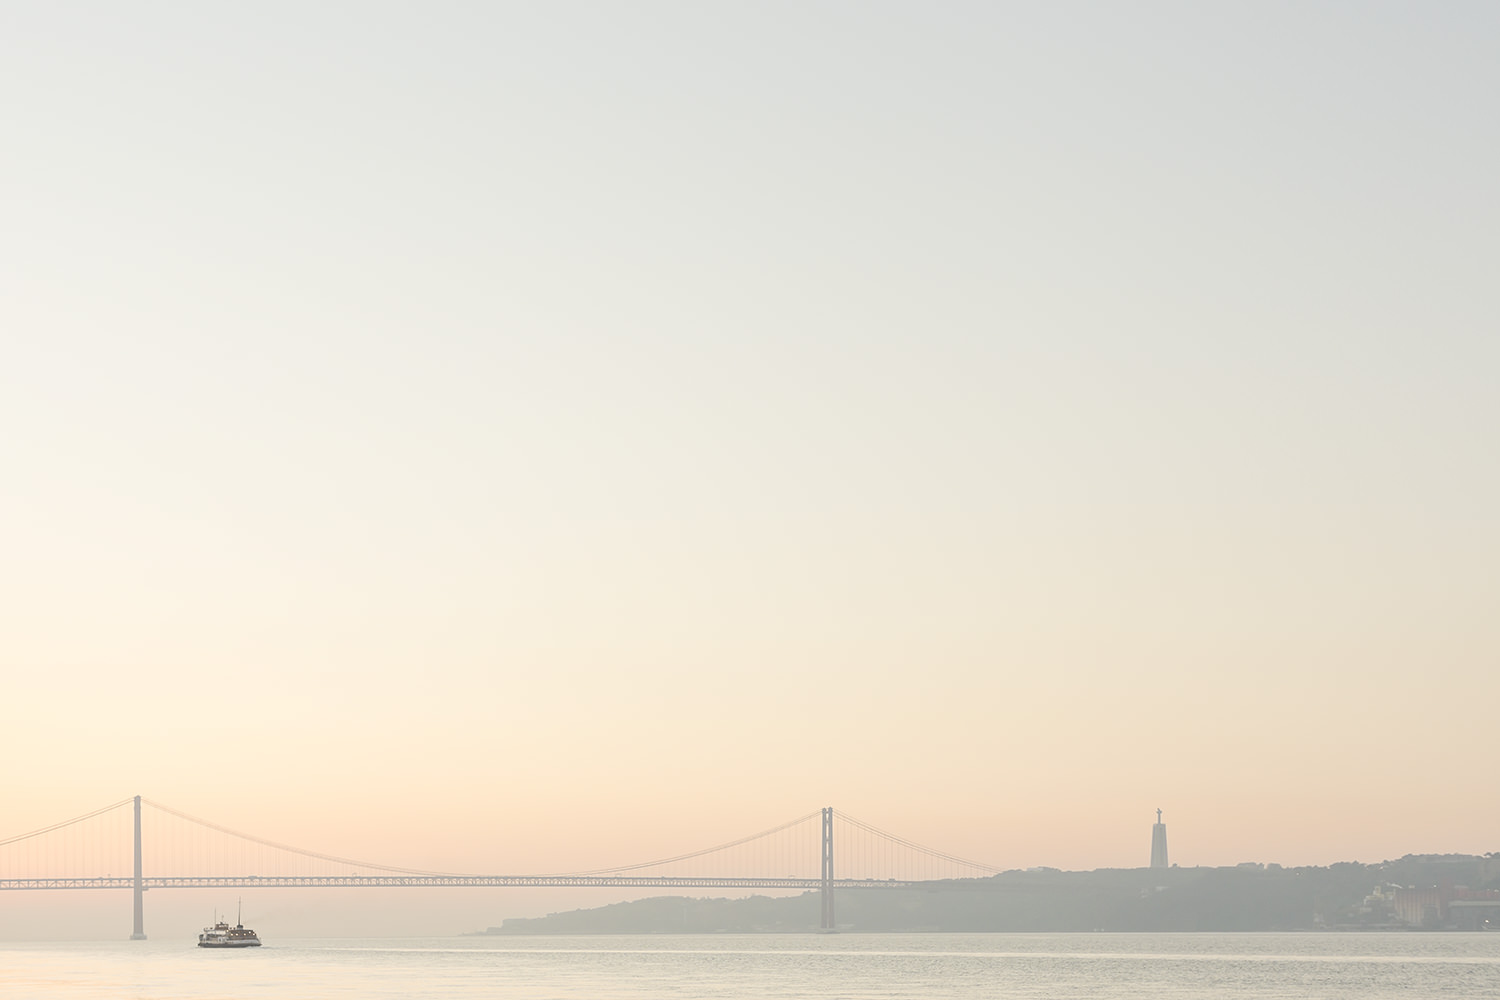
[0,796,1004,937]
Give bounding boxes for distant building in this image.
[1150,809,1169,869]
[1391,885,1500,928]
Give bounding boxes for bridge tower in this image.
[130,795,146,939]
[820,807,835,931]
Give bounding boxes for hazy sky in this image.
[3,1,1497,935]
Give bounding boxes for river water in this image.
[3,933,1498,999]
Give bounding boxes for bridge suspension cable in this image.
[140,798,472,878]
[4,798,1005,891]
[839,812,1002,876]
[0,798,133,848]
[556,810,822,877]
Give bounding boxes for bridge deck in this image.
[0,875,935,891]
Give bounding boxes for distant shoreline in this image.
[475,855,1499,935]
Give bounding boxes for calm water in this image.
[3,933,1498,999]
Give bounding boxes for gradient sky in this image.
[2,2,1497,936]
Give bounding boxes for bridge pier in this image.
[819,807,835,931]
[130,795,146,940]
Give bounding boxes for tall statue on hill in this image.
[1150,809,1169,869]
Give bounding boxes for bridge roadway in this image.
[0,875,931,891]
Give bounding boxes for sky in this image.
[2,1,1497,937]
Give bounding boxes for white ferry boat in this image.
[198,903,261,948]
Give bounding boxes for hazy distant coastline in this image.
[477,854,1500,934]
